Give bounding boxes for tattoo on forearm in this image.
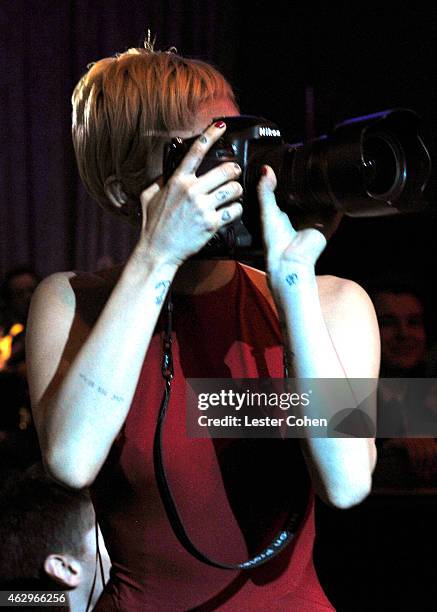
[285,273,298,286]
[155,280,171,305]
[79,373,125,403]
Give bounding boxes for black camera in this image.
[164,110,431,258]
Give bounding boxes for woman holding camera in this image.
[26,44,379,610]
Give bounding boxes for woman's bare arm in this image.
[27,255,178,489]
[258,166,379,509]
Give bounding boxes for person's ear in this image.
[44,554,82,588]
[103,176,129,209]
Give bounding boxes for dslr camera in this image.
[164,110,431,258]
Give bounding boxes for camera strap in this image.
[152,291,304,570]
[86,518,107,612]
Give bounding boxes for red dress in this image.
[91,264,334,611]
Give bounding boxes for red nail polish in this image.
[215,121,226,129]
[261,165,268,175]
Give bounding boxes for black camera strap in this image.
[86,518,107,612]
[152,292,304,570]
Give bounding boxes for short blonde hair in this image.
[72,48,237,216]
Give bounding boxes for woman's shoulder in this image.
[32,265,124,326]
[238,266,379,377]
[316,274,375,319]
[317,274,380,378]
[36,265,123,296]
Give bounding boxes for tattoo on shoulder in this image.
[79,373,124,403]
[155,280,171,305]
[285,273,298,286]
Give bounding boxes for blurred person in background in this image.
[0,266,40,375]
[368,280,437,488]
[0,462,110,612]
[0,267,41,468]
[371,281,429,377]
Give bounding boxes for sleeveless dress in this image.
[90,263,334,611]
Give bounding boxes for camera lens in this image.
[363,132,406,198]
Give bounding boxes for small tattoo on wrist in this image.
[155,280,171,305]
[285,273,299,286]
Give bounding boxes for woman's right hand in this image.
[136,121,243,268]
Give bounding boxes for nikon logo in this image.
[259,126,281,137]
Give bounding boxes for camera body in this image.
[164,110,430,259]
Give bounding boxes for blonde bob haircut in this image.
[72,47,237,218]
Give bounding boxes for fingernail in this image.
[234,163,241,172]
[261,165,268,176]
[215,121,226,129]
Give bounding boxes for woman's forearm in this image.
[272,265,377,508]
[276,268,346,378]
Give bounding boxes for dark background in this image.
[2,2,437,299]
[233,4,437,297]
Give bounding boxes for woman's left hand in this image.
[257,165,328,286]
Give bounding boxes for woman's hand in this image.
[135,122,243,269]
[257,165,327,280]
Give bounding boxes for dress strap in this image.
[239,263,278,318]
